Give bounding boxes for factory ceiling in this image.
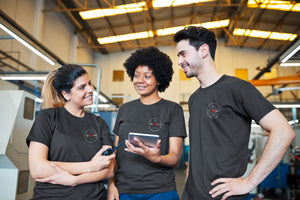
[45,0,300,57]
[0,0,300,96]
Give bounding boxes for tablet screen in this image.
[128,132,159,148]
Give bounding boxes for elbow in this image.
[106,167,114,179]
[105,163,115,179]
[29,167,44,179]
[290,130,296,142]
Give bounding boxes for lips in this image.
[182,64,189,73]
[84,94,93,100]
[136,86,147,90]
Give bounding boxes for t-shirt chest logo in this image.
[83,129,98,143]
[207,103,221,118]
[148,118,162,131]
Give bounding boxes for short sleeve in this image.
[26,110,54,147]
[239,82,275,124]
[113,105,125,136]
[169,104,187,138]
[99,118,114,146]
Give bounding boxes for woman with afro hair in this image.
[107,47,187,200]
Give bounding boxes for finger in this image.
[156,139,161,148]
[221,191,232,200]
[211,184,230,198]
[211,178,229,185]
[125,140,138,152]
[99,146,110,154]
[134,138,147,150]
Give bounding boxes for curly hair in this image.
[174,26,217,60]
[123,46,173,92]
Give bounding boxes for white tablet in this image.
[128,132,159,148]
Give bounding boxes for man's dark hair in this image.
[123,46,173,92]
[174,26,217,60]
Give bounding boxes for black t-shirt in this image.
[113,99,187,194]
[182,75,275,200]
[26,107,113,200]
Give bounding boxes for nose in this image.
[87,84,94,92]
[178,56,184,66]
[134,76,144,83]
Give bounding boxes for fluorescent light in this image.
[80,0,215,20]
[156,19,230,36]
[280,62,300,67]
[0,23,55,65]
[247,0,300,12]
[152,0,215,8]
[93,91,109,103]
[85,104,116,108]
[98,31,154,44]
[281,45,300,63]
[35,97,43,103]
[274,104,300,108]
[98,19,230,44]
[0,76,47,80]
[233,28,297,41]
[79,2,146,19]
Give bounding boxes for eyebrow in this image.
[177,50,185,57]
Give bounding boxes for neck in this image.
[197,60,222,88]
[140,93,161,105]
[64,103,85,118]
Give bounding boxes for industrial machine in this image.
[0,90,36,200]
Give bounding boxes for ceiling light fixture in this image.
[98,19,230,44]
[279,39,300,63]
[79,2,146,19]
[280,63,300,67]
[247,0,300,12]
[0,23,55,65]
[98,31,154,44]
[233,28,297,41]
[0,76,47,80]
[79,0,215,20]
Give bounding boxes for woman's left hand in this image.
[125,138,161,163]
[35,163,77,186]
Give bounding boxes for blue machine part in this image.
[260,164,289,189]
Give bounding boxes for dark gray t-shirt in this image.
[113,99,187,194]
[26,107,113,200]
[182,75,275,200]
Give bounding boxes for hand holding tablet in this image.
[128,132,159,148]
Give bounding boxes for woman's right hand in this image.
[107,182,119,200]
[89,146,115,172]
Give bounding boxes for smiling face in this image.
[133,65,158,98]
[176,39,204,78]
[62,73,94,108]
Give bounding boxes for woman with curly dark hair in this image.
[107,47,187,200]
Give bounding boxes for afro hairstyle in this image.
[123,46,173,92]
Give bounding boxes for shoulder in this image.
[160,99,184,113]
[161,99,181,108]
[37,107,60,118]
[85,112,106,122]
[220,75,254,91]
[119,99,139,109]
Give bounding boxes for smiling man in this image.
[174,26,296,200]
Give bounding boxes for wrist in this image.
[154,155,162,164]
[71,175,79,186]
[88,161,94,173]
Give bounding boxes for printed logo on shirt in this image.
[148,118,162,131]
[207,103,221,118]
[83,129,98,143]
